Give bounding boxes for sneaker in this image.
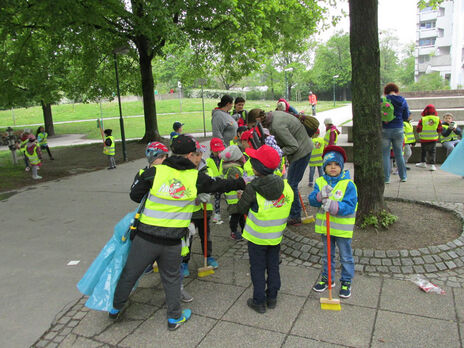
[287,217,302,226]
[25,167,30,172]
[207,257,219,269]
[212,213,223,224]
[392,170,398,175]
[181,262,190,278]
[32,175,43,180]
[401,178,407,183]
[108,307,121,320]
[230,232,243,241]
[385,179,390,184]
[429,164,437,171]
[416,162,427,168]
[313,277,335,292]
[181,288,193,303]
[247,298,266,314]
[167,309,191,331]
[339,281,352,298]
[406,166,411,170]
[267,297,277,309]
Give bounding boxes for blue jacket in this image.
[308,170,357,217]
[382,95,410,129]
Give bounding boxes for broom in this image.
[320,211,341,311]
[198,202,214,278]
[298,192,315,224]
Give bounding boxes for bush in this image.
[360,210,398,230]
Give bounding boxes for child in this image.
[440,113,462,157]
[309,145,357,299]
[232,145,294,313]
[416,104,442,171]
[170,121,184,139]
[403,117,415,169]
[25,135,43,180]
[19,131,31,171]
[36,126,54,160]
[232,126,248,149]
[220,144,246,240]
[308,129,324,187]
[232,97,247,127]
[323,118,340,146]
[103,129,116,169]
[207,138,225,224]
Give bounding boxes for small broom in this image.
[198,202,215,278]
[320,211,341,311]
[298,192,315,224]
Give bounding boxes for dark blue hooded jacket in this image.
[382,94,411,129]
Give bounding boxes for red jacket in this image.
[308,94,317,105]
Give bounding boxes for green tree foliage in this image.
[379,32,400,88]
[396,43,416,88]
[408,71,450,91]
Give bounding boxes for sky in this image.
[321,0,418,46]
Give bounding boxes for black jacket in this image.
[441,122,462,139]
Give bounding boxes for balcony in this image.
[418,28,438,39]
[431,55,451,67]
[417,46,435,55]
[436,36,451,47]
[419,10,438,22]
[417,62,429,72]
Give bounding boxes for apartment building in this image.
[415,0,464,89]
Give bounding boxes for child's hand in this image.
[322,200,339,215]
[320,185,333,200]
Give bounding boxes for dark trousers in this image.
[183,217,212,263]
[420,141,437,164]
[40,144,53,159]
[248,242,281,304]
[229,213,245,234]
[113,235,182,319]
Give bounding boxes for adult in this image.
[381,83,410,184]
[276,98,299,114]
[212,95,238,146]
[232,96,247,127]
[248,109,313,225]
[308,91,317,116]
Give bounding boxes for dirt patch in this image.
[292,200,462,250]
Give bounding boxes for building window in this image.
[419,38,436,46]
[418,55,431,63]
[420,6,433,12]
[420,21,436,29]
[438,7,445,16]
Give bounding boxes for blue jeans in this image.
[320,235,354,282]
[309,166,323,184]
[287,153,311,219]
[382,128,407,182]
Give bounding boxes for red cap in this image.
[245,145,281,170]
[421,104,438,116]
[210,137,225,152]
[314,129,320,136]
[322,145,347,162]
[240,130,253,141]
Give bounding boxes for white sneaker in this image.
[429,165,437,171]
[415,162,427,168]
[32,175,42,180]
[212,213,223,224]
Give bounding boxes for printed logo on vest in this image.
[427,119,435,126]
[333,189,343,200]
[158,179,188,199]
[315,141,322,149]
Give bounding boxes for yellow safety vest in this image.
[37,132,48,146]
[139,165,198,228]
[324,128,338,146]
[103,136,115,155]
[440,124,459,143]
[20,138,29,154]
[309,137,324,167]
[205,157,222,178]
[315,176,357,238]
[242,181,294,245]
[223,166,243,205]
[403,121,416,144]
[25,145,41,165]
[243,153,254,177]
[419,115,440,141]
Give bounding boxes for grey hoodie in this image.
[212,108,238,145]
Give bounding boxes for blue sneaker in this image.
[181,262,190,278]
[167,309,191,331]
[207,257,219,269]
[108,308,120,320]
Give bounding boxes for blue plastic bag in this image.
[77,211,135,311]
[440,140,464,176]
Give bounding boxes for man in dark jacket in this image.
[247,109,313,225]
[110,135,246,330]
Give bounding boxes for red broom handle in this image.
[203,203,208,260]
[326,211,333,300]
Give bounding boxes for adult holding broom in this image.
[110,135,246,330]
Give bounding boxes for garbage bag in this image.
[76,211,135,310]
[440,140,464,176]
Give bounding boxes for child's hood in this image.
[251,174,285,201]
[323,169,351,187]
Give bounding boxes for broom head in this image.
[198,265,215,278]
[320,297,341,311]
[301,215,315,224]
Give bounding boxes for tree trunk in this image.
[349,0,385,219]
[41,101,54,136]
[138,39,161,142]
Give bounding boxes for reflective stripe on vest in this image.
[324,129,338,146]
[223,166,243,204]
[38,132,48,146]
[242,181,294,245]
[440,124,459,143]
[314,176,357,238]
[103,136,115,155]
[403,122,415,144]
[310,137,324,167]
[25,146,40,165]
[419,115,440,141]
[139,165,198,228]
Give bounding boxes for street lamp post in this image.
[284,68,293,100]
[113,47,130,162]
[332,75,339,107]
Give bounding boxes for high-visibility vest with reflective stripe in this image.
[37,132,48,146]
[243,154,254,177]
[315,176,357,238]
[419,115,440,141]
[403,122,415,144]
[324,128,338,146]
[103,136,115,155]
[440,124,459,143]
[25,145,40,165]
[309,137,324,167]
[242,181,294,245]
[274,157,286,177]
[20,138,29,154]
[223,166,243,204]
[205,157,222,177]
[139,165,198,228]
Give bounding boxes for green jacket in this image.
[265,111,313,163]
